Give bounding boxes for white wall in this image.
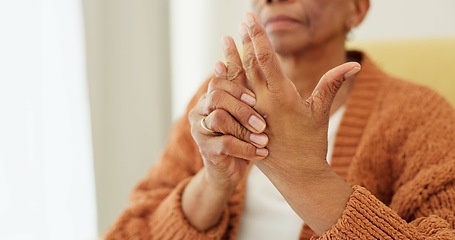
[170,0,251,119]
[1,1,97,239]
[83,0,171,235]
[170,0,455,119]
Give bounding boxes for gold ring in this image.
[200,117,217,134]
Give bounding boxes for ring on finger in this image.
[200,116,217,134]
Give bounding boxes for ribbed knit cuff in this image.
[316,185,415,240]
[150,177,230,240]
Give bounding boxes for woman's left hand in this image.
[234,13,361,235]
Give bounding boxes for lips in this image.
[264,15,302,27]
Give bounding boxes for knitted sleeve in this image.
[317,184,455,239]
[318,87,455,239]
[104,78,231,239]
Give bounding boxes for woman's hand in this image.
[235,13,361,234]
[183,36,269,231]
[188,36,269,192]
[239,14,361,178]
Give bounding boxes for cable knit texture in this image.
[105,52,455,240]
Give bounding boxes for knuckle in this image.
[225,46,236,57]
[208,78,222,92]
[321,77,342,97]
[197,94,210,115]
[249,25,264,39]
[328,83,339,95]
[240,143,256,158]
[212,137,231,156]
[242,52,258,71]
[226,62,244,81]
[210,110,229,132]
[238,126,250,141]
[188,108,196,122]
[326,82,338,96]
[190,121,201,140]
[256,51,273,65]
[220,137,233,152]
[206,90,224,111]
[195,93,206,106]
[333,77,344,89]
[189,100,204,122]
[210,89,224,101]
[324,71,344,92]
[233,103,251,120]
[208,78,243,99]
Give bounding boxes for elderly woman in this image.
[106,0,455,239]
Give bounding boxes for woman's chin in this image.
[269,37,307,56]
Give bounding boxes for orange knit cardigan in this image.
[105,52,455,239]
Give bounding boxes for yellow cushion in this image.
[348,38,455,106]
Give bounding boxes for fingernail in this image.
[344,66,361,79]
[239,23,248,38]
[256,148,269,157]
[250,133,268,146]
[240,93,256,106]
[222,36,230,51]
[249,115,266,132]
[246,13,255,28]
[214,63,223,76]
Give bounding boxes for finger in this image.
[239,22,266,90]
[207,76,256,107]
[200,116,218,135]
[200,89,266,133]
[214,61,227,79]
[222,36,246,85]
[244,13,286,88]
[206,135,269,162]
[188,93,207,126]
[205,109,269,148]
[306,62,361,118]
[192,117,268,162]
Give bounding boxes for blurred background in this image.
[1,0,455,239]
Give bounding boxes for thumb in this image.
[306,62,361,118]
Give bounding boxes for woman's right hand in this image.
[182,36,268,231]
[188,36,269,193]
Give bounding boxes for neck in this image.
[277,40,353,115]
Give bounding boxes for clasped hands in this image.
[188,13,361,234]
